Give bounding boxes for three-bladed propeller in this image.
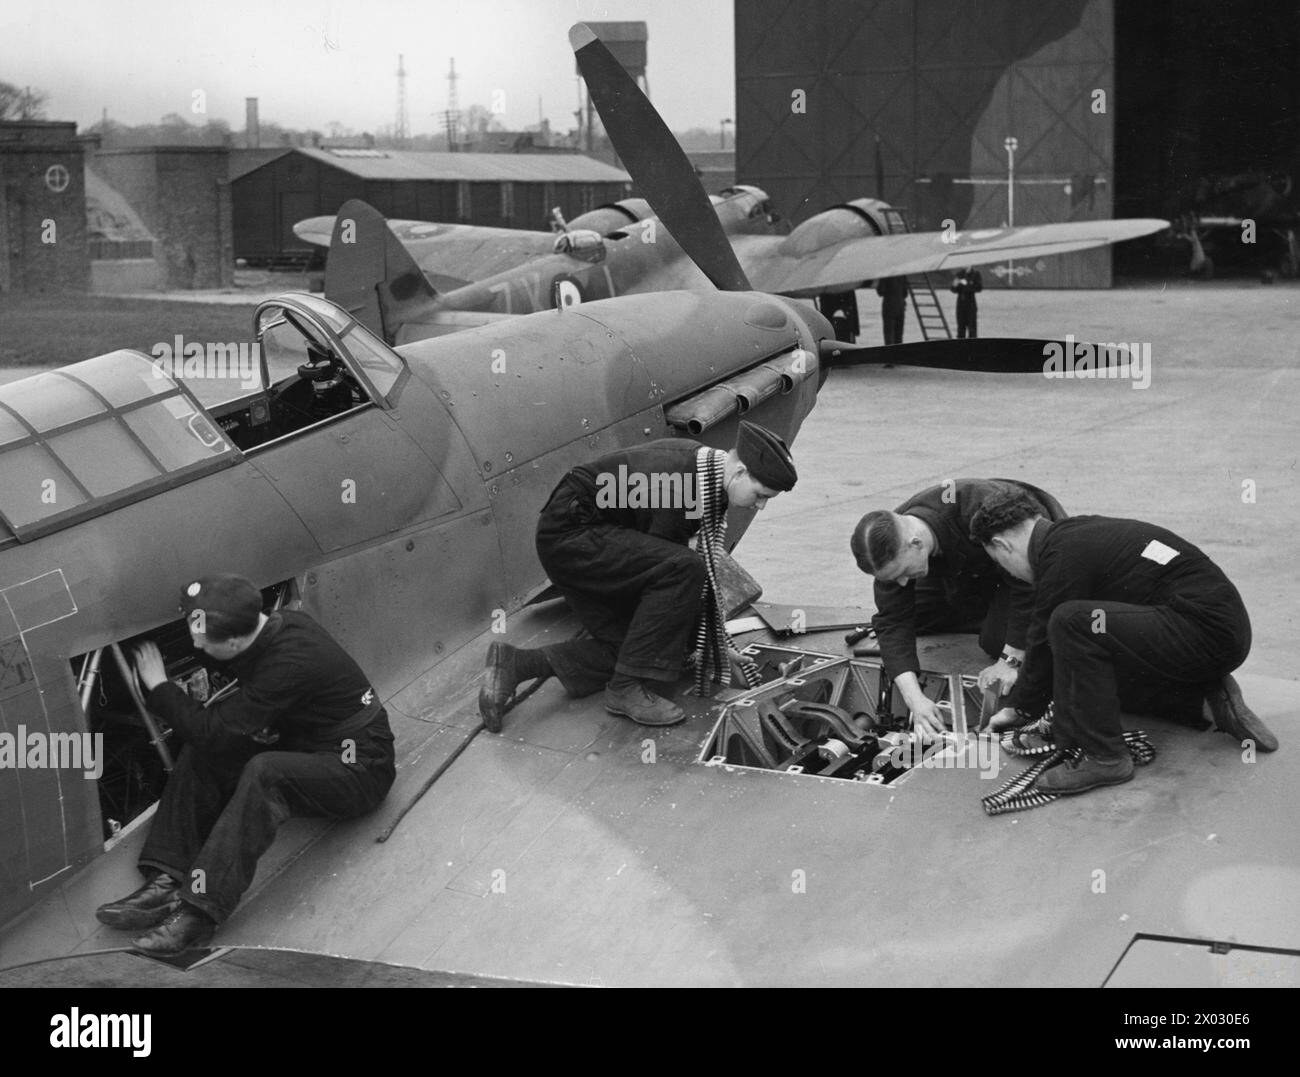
[571,22,752,292]
[572,21,1094,377]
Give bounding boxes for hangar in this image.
[232,149,632,267]
[735,0,1300,286]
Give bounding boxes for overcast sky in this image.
[0,0,735,135]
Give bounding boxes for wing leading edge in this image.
[739,217,1170,297]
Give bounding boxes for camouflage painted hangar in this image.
[734,0,1300,286]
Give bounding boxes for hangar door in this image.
[736,0,1115,287]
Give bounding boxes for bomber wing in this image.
[737,218,1169,297]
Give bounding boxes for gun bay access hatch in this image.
[699,642,989,787]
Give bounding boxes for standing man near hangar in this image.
[951,267,983,339]
[95,575,396,954]
[479,422,798,730]
[876,277,909,346]
[850,478,1066,738]
[970,488,1277,795]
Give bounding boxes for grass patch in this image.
[0,295,260,368]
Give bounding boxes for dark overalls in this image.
[872,478,1066,683]
[1008,516,1252,760]
[140,611,395,923]
[952,269,982,339]
[536,439,709,697]
[876,277,908,345]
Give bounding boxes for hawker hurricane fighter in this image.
[0,26,1288,989]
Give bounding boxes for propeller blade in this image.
[819,337,1137,375]
[570,22,752,292]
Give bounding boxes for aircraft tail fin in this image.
[324,199,439,343]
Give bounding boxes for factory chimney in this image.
[245,98,260,148]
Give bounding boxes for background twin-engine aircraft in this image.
[295,154,1165,346]
[7,25,1262,990]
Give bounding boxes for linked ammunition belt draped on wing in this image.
[1000,710,1057,757]
[692,447,763,696]
[981,729,1157,816]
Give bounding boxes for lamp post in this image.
[1004,136,1018,284]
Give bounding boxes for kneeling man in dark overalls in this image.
[480,422,797,730]
[96,575,396,954]
[970,489,1277,795]
[850,478,1066,737]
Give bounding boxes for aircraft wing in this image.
[5,609,1295,987]
[294,215,559,287]
[737,218,1170,297]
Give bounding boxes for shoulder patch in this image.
[1140,539,1179,566]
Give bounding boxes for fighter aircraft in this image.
[294,165,1166,347]
[0,23,1064,939]
[1,26,1288,988]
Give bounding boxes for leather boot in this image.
[603,680,685,726]
[95,873,181,931]
[1204,674,1278,752]
[479,642,519,733]
[1037,752,1134,795]
[132,904,216,955]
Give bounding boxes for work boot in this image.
[1204,674,1278,752]
[95,873,181,931]
[479,642,521,733]
[1036,752,1135,795]
[132,904,216,956]
[603,680,685,727]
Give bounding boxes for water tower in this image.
[575,22,647,152]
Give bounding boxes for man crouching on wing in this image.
[850,478,1066,739]
[970,489,1277,796]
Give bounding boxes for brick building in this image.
[0,120,91,292]
[88,146,234,289]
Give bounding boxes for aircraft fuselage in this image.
[0,289,829,930]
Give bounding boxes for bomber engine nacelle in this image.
[781,197,897,256]
[566,197,654,235]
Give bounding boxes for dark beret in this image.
[736,420,797,492]
[178,574,262,640]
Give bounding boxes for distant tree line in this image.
[0,80,49,120]
[2,80,732,155]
